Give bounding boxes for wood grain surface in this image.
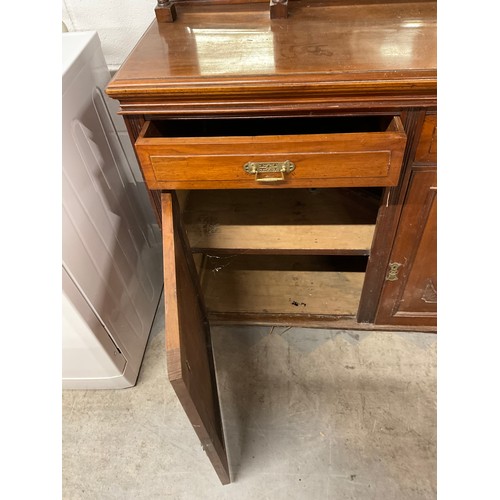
[161,192,230,484]
[106,0,437,114]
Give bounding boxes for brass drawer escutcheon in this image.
[243,160,295,182]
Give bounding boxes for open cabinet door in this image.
[161,192,230,484]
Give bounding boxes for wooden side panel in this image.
[161,192,230,484]
[374,168,437,327]
[414,113,437,163]
[123,115,163,225]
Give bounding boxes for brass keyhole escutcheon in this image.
[385,262,402,281]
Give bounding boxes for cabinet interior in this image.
[181,187,383,323]
[144,115,397,138]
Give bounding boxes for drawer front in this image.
[415,113,437,164]
[135,117,407,190]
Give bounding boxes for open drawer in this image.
[135,115,407,190]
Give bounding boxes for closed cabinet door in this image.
[161,192,230,484]
[375,167,437,327]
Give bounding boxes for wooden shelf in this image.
[183,188,380,255]
[199,255,366,318]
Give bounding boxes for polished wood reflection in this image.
[107,0,436,113]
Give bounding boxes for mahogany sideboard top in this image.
[107,0,436,115]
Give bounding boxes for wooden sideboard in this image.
[106,0,437,484]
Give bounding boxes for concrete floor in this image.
[62,304,436,499]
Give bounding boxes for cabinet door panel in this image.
[161,192,230,484]
[414,114,437,164]
[375,168,437,327]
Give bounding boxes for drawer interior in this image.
[181,187,382,323]
[144,115,399,138]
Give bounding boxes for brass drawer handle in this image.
[243,160,295,183]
